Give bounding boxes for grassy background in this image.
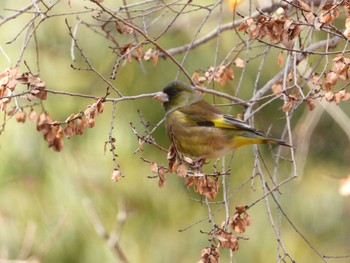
[0,1,350,262]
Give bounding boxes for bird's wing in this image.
[178,100,260,133]
[216,114,258,132]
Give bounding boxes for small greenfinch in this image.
[154,81,290,160]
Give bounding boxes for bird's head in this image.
[154,81,201,114]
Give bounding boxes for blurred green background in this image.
[0,1,349,262]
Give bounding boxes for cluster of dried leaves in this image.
[192,65,235,86]
[191,58,246,87]
[168,143,221,199]
[238,14,301,49]
[272,53,350,113]
[148,146,220,196]
[238,1,350,48]
[298,0,348,32]
[0,67,47,111]
[147,145,253,259]
[185,173,220,200]
[199,206,252,262]
[315,55,350,104]
[118,44,159,67]
[235,0,350,113]
[0,67,105,151]
[149,161,166,188]
[9,99,104,152]
[199,247,220,263]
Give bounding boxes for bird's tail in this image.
[232,132,292,148]
[262,137,291,147]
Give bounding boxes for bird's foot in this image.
[188,157,208,171]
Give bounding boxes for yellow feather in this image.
[232,136,266,148]
[212,118,238,129]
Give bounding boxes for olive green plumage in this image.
[154,81,289,159]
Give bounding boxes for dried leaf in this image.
[341,92,350,102]
[339,175,350,196]
[324,91,334,102]
[346,17,350,29]
[183,156,194,165]
[277,51,284,67]
[224,67,234,82]
[234,58,245,68]
[144,48,153,61]
[96,99,104,114]
[191,175,219,199]
[167,144,178,172]
[229,205,252,234]
[275,7,285,16]
[319,5,339,25]
[185,175,195,187]
[64,122,75,139]
[75,117,85,135]
[306,98,316,111]
[325,71,338,90]
[115,21,133,34]
[136,46,143,61]
[199,247,220,263]
[152,52,159,66]
[344,28,350,38]
[138,138,144,152]
[283,100,294,112]
[51,137,64,152]
[297,0,311,12]
[214,229,239,251]
[16,110,26,123]
[176,163,187,178]
[0,87,12,104]
[150,162,158,173]
[158,166,166,188]
[6,106,15,116]
[111,169,122,182]
[272,83,282,96]
[314,17,323,30]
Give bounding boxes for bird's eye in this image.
[168,88,178,96]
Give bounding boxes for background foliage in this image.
[0,0,350,262]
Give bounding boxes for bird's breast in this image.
[165,110,235,159]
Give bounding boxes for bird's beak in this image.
[153,92,169,103]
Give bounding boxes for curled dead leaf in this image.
[277,51,284,67]
[229,205,252,233]
[158,166,166,188]
[111,169,123,182]
[324,91,334,102]
[176,163,187,178]
[234,58,245,68]
[75,117,86,135]
[297,0,311,12]
[150,162,158,173]
[282,101,293,112]
[214,229,239,251]
[199,247,220,263]
[16,110,26,123]
[64,122,75,139]
[306,98,316,111]
[189,174,219,199]
[339,175,350,196]
[6,106,16,116]
[28,109,38,122]
[144,48,153,61]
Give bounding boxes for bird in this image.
[154,80,290,161]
